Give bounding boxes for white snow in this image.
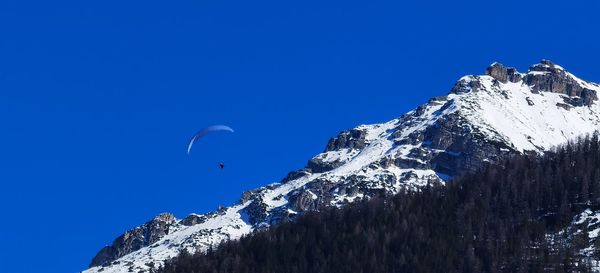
[85,203,253,273]
[84,63,600,273]
[565,209,600,271]
[453,77,600,153]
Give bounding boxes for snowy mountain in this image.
[84,60,600,273]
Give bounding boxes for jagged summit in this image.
[485,61,522,83]
[84,61,600,273]
[485,60,599,106]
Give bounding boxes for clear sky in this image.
[1,0,600,272]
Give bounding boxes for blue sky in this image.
[1,0,599,272]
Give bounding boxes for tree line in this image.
[158,134,600,273]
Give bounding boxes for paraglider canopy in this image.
[187,125,234,154]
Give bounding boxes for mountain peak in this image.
[529,59,563,71]
[481,60,598,106]
[523,60,599,105]
[84,61,600,273]
[485,61,522,83]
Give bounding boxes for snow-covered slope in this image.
[545,208,600,271]
[84,60,600,273]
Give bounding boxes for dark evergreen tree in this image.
[158,135,600,273]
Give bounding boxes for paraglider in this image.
[186,125,234,155]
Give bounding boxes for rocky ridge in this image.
[84,60,600,273]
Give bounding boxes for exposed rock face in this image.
[451,77,482,93]
[281,169,310,183]
[523,60,598,106]
[422,113,504,176]
[289,189,322,212]
[89,213,175,267]
[85,60,600,273]
[181,214,206,226]
[486,62,509,83]
[486,62,523,83]
[306,156,343,173]
[244,197,269,225]
[306,129,369,173]
[325,129,368,151]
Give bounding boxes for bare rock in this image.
[523,59,597,106]
[90,213,175,267]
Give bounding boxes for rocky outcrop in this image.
[486,62,509,83]
[181,214,207,226]
[306,157,343,173]
[523,60,598,106]
[85,60,600,273]
[451,77,482,94]
[89,213,175,267]
[486,62,522,83]
[243,198,269,225]
[325,129,368,151]
[560,90,598,107]
[281,169,310,183]
[422,112,511,176]
[289,189,321,212]
[307,129,369,173]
